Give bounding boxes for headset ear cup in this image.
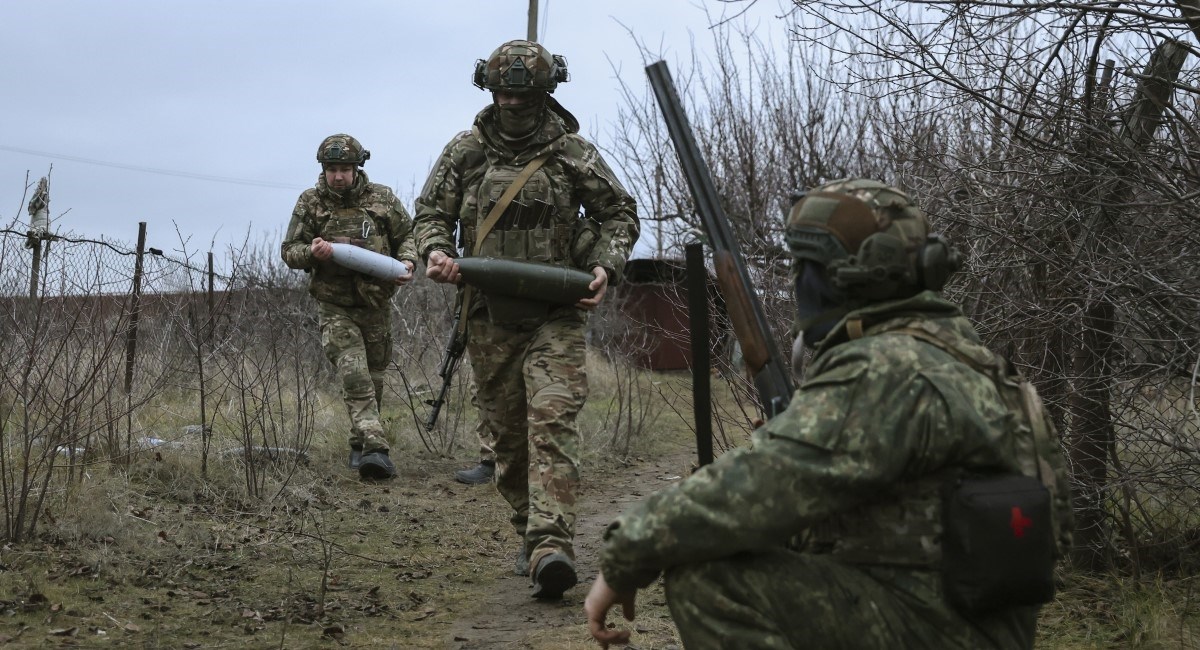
[473,59,487,89]
[553,54,569,83]
[919,235,961,291]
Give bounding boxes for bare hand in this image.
[394,260,415,286]
[576,266,609,310]
[426,250,461,284]
[584,572,636,648]
[310,237,333,261]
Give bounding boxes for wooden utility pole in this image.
[527,0,538,41]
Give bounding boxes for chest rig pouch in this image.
[472,159,572,328]
[892,324,1058,615]
[318,205,395,310]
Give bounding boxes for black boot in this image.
[348,445,364,470]
[531,552,577,600]
[359,450,396,480]
[454,460,495,485]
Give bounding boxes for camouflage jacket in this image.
[413,100,639,285]
[599,291,1072,593]
[281,171,417,311]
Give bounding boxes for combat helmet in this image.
[316,134,370,167]
[473,40,569,94]
[786,178,960,302]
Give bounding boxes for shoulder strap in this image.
[456,151,553,336]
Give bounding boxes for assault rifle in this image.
[425,300,467,431]
[646,60,794,419]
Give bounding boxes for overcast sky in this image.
[2,0,790,270]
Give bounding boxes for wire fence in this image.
[0,226,233,299]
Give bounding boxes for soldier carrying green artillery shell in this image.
[414,38,639,602]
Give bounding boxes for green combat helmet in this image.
[316,134,370,167]
[473,39,569,94]
[785,178,961,303]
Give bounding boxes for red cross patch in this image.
[1010,507,1033,538]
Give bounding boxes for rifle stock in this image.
[647,60,794,419]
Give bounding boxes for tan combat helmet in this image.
[316,134,370,167]
[473,40,569,94]
[786,178,960,302]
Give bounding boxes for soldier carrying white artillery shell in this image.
[281,134,418,481]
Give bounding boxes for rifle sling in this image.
[455,152,552,337]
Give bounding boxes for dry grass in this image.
[0,358,1195,648]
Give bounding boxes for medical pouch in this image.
[942,473,1056,615]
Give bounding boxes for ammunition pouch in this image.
[942,473,1056,615]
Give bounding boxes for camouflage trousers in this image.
[664,550,1038,650]
[467,309,587,568]
[317,302,392,454]
[469,388,497,464]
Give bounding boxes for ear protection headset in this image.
[829,231,961,301]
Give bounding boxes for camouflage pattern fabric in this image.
[598,291,1072,649]
[469,388,497,463]
[281,170,418,452]
[317,302,392,453]
[466,308,587,568]
[414,97,638,574]
[664,550,1037,649]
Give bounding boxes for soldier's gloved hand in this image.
[584,571,635,648]
[394,260,415,286]
[310,237,333,261]
[426,250,461,284]
[576,266,609,310]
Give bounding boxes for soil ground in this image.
[0,441,694,649]
[0,419,1195,649]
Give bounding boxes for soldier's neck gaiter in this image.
[496,99,545,146]
[795,260,847,348]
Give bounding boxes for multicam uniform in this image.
[598,292,1073,649]
[281,170,417,455]
[415,100,638,569]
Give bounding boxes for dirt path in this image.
[445,445,695,650]
[0,437,697,649]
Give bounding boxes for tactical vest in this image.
[309,192,396,310]
[802,318,1073,570]
[466,162,573,265]
[459,154,597,326]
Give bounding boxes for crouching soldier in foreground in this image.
[586,179,1073,649]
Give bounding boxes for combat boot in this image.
[454,460,495,485]
[358,450,396,480]
[348,445,363,471]
[531,552,577,600]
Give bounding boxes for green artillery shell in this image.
[455,257,595,305]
